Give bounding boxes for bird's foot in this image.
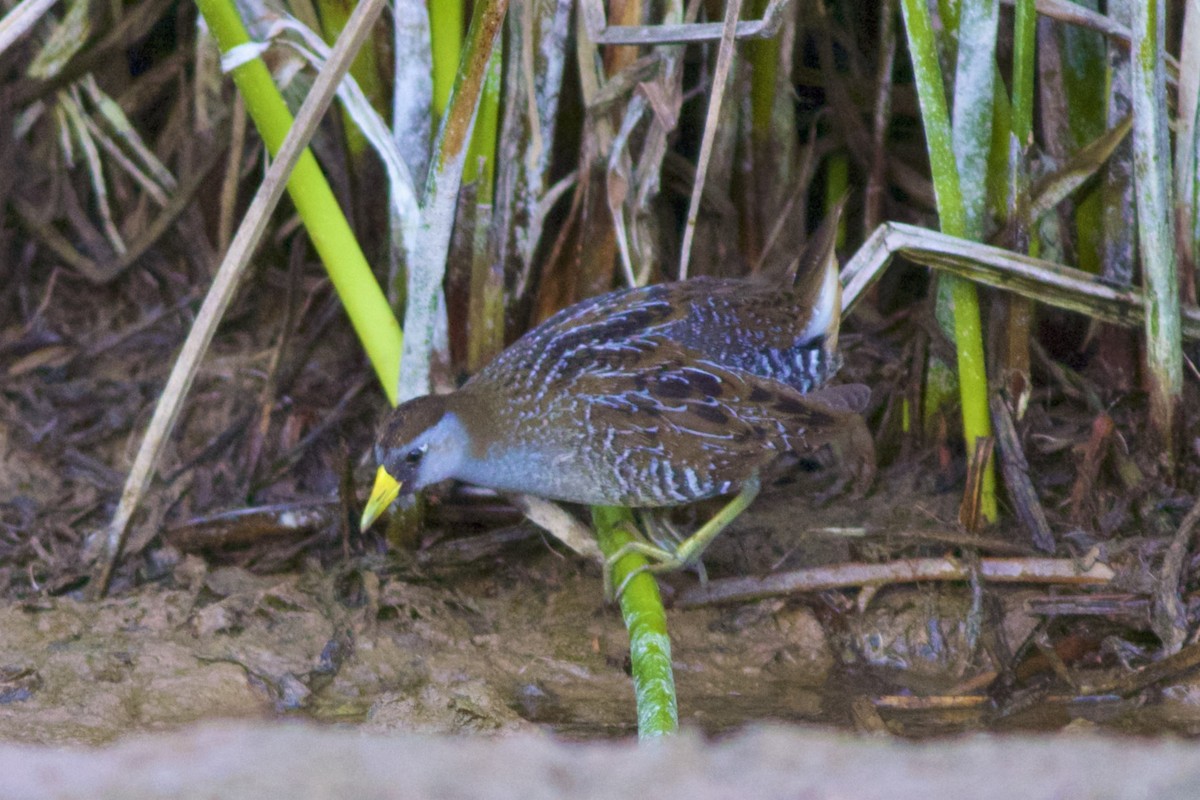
[602,538,688,603]
[637,511,709,583]
[603,475,761,602]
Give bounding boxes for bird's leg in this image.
[605,475,762,600]
[637,510,686,551]
[637,511,709,584]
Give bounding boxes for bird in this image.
[360,203,873,581]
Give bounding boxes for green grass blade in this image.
[591,506,679,740]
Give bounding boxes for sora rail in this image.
[361,206,873,573]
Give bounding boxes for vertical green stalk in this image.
[744,0,795,261]
[429,0,465,116]
[1131,0,1182,462]
[197,0,402,402]
[747,0,778,139]
[1101,0,1136,290]
[466,44,504,372]
[1057,2,1106,274]
[592,506,678,740]
[1011,0,1035,172]
[463,46,500,190]
[985,68,1012,223]
[1177,0,1200,295]
[899,0,996,521]
[825,154,849,248]
[315,0,387,156]
[1002,0,1037,408]
[935,0,960,64]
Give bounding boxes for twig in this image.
[872,695,989,710]
[990,392,1055,552]
[165,501,336,551]
[1024,594,1152,626]
[678,0,740,279]
[1154,496,1200,654]
[958,435,994,532]
[1086,638,1200,697]
[679,556,1115,607]
[1067,412,1115,525]
[217,94,248,255]
[506,495,602,560]
[581,0,793,45]
[0,0,59,56]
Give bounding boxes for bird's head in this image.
[359,394,469,530]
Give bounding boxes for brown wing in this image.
[473,284,677,395]
[472,273,843,397]
[564,341,862,506]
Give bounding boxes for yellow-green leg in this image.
[637,511,709,584]
[604,475,762,600]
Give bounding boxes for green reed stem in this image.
[429,0,465,116]
[314,0,386,156]
[899,0,996,521]
[197,0,402,403]
[592,506,679,740]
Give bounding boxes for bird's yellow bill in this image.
[360,466,402,530]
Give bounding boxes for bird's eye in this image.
[404,447,425,464]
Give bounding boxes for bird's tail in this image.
[783,196,846,352]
